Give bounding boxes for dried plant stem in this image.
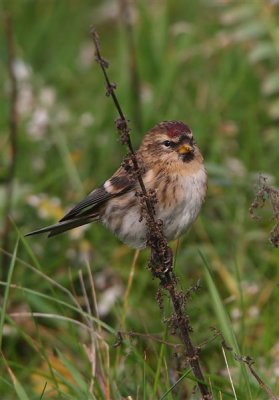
[167,280,210,396]
[92,30,158,221]
[247,364,277,400]
[91,28,212,399]
[235,354,278,400]
[1,13,18,275]
[250,175,279,247]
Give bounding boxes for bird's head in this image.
[140,121,202,167]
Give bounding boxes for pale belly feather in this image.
[102,167,207,249]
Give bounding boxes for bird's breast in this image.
[102,166,207,248]
[156,166,207,240]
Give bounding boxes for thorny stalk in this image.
[91,28,212,399]
[1,14,18,277]
[250,175,279,247]
[235,355,278,400]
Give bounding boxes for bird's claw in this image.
[162,248,173,274]
[150,247,173,276]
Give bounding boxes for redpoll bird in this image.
[26,121,207,249]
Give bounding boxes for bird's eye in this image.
[163,140,173,148]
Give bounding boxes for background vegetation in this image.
[1,0,279,398]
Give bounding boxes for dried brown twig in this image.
[1,14,18,276]
[235,354,278,400]
[250,175,279,247]
[91,28,212,399]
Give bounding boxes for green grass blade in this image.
[152,326,170,399]
[143,351,147,400]
[10,374,30,400]
[160,369,191,400]
[0,237,19,349]
[199,250,253,399]
[200,251,239,352]
[1,352,29,400]
[56,349,89,393]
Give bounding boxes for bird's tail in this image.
[25,216,94,238]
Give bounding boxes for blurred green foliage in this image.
[1,0,279,398]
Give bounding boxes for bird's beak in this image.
[178,144,193,155]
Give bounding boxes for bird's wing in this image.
[60,166,135,221]
[25,166,136,238]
